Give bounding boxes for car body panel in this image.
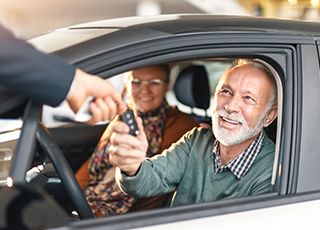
[29,15,319,65]
[71,191,320,230]
[133,199,320,230]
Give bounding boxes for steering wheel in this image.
[36,122,94,219]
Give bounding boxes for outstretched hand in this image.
[109,116,148,176]
[67,68,125,124]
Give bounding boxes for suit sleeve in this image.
[0,24,76,107]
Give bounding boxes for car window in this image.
[41,60,232,128]
[0,119,22,186]
[166,60,233,117]
[76,57,284,229]
[43,56,283,224]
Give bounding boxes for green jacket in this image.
[118,127,275,207]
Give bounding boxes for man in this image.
[108,59,278,206]
[0,23,124,123]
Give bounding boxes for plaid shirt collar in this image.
[211,131,264,180]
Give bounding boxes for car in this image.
[1,14,320,229]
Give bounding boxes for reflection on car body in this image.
[1,14,320,229]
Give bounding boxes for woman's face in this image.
[129,66,169,113]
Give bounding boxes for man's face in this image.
[212,66,273,146]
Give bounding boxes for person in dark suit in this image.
[0,23,124,123]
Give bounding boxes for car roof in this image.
[28,14,320,64]
[69,14,320,35]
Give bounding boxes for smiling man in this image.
[109,59,278,206]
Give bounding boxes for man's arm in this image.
[0,24,124,122]
[110,118,194,198]
[0,24,75,106]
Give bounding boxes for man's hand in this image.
[109,116,148,176]
[67,68,125,124]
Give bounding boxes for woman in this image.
[76,65,199,217]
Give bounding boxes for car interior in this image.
[173,64,211,124]
[0,56,282,221]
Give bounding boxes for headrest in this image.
[173,65,210,110]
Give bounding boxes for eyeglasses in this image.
[131,78,167,89]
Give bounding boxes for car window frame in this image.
[88,44,292,191]
[68,43,298,229]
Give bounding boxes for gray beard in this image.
[212,108,268,146]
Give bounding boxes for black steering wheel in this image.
[36,122,94,219]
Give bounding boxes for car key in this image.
[120,108,140,136]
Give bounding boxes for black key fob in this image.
[120,109,139,136]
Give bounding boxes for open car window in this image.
[72,47,288,227]
[0,119,22,186]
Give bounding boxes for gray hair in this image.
[231,59,277,109]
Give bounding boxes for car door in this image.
[65,30,320,229]
[45,123,107,172]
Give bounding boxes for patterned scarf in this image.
[138,101,172,157]
[84,101,172,216]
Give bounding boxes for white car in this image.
[1,14,320,229]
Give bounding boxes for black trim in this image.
[290,45,303,193]
[77,44,297,78]
[72,190,320,230]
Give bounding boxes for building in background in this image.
[0,0,319,39]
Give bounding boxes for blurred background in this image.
[0,0,319,40]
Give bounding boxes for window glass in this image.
[166,59,233,117]
[0,119,22,186]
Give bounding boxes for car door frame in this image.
[64,32,313,229]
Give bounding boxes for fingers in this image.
[108,119,148,176]
[112,118,148,151]
[86,73,125,113]
[109,131,145,176]
[111,122,140,148]
[104,84,125,113]
[135,117,148,145]
[109,144,145,159]
[68,69,125,122]
[136,116,144,133]
[87,97,119,125]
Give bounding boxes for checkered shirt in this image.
[211,131,264,180]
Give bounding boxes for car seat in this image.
[173,65,211,124]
